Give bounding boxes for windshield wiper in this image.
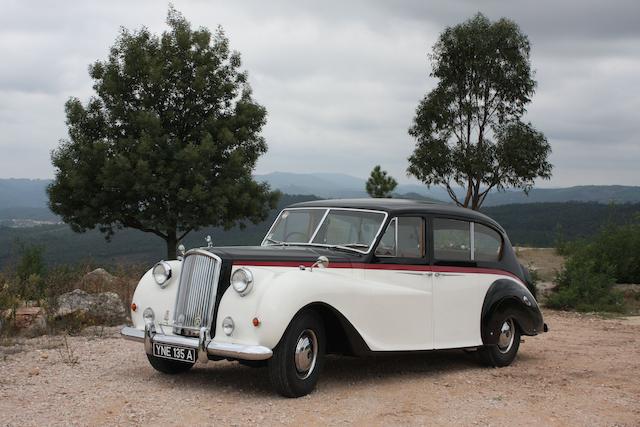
[341,243,369,249]
[327,244,366,254]
[264,238,289,246]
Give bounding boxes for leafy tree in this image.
[48,8,279,259]
[366,166,398,198]
[408,13,552,210]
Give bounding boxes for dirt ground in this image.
[1,310,638,426]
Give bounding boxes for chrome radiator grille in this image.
[173,250,221,336]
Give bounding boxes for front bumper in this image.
[121,323,273,362]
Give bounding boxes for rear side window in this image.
[375,217,425,258]
[433,218,471,261]
[474,223,502,262]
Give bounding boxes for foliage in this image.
[547,220,640,312]
[366,166,398,198]
[408,13,551,210]
[556,221,640,284]
[546,259,623,312]
[47,7,279,259]
[14,244,46,301]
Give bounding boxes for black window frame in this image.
[371,214,429,266]
[428,215,506,268]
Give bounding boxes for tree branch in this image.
[178,228,192,241]
[444,182,463,207]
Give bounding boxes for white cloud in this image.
[0,0,638,186]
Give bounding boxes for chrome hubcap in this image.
[497,318,515,354]
[294,329,318,379]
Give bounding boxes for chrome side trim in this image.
[120,327,273,361]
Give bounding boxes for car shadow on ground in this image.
[127,348,500,397]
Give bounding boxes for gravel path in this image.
[1,310,639,426]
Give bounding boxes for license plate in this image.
[153,343,197,363]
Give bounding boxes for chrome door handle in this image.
[424,272,433,277]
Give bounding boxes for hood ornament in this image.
[205,235,213,248]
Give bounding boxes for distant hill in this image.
[255,173,640,205]
[482,185,640,206]
[1,177,639,216]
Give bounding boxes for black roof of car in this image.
[289,198,504,232]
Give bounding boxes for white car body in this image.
[122,199,546,396]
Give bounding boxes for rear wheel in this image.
[146,354,194,374]
[268,311,325,397]
[479,316,521,367]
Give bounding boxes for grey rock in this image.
[56,289,126,326]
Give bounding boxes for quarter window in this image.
[375,217,425,258]
[433,218,471,262]
[474,223,502,262]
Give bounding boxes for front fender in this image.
[481,279,545,345]
[130,260,182,330]
[213,267,362,349]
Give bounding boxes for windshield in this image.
[262,208,387,253]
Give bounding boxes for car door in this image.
[431,217,498,349]
[364,215,434,351]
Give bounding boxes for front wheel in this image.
[268,311,325,397]
[478,317,521,367]
[146,354,194,374]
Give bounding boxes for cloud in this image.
[0,0,638,186]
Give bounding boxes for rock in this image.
[28,367,40,377]
[79,268,118,293]
[2,307,48,337]
[55,289,126,326]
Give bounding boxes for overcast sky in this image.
[1,0,638,187]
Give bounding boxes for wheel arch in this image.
[481,279,545,346]
[279,302,371,357]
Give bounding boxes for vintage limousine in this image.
[121,199,547,397]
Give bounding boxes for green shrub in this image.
[15,244,47,301]
[547,258,623,312]
[559,221,640,284]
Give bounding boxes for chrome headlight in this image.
[231,267,253,296]
[152,261,172,287]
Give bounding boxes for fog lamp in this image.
[222,317,235,336]
[143,307,155,322]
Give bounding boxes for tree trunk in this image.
[166,229,178,260]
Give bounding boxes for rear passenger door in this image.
[431,218,502,349]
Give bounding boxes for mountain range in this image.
[1,175,639,221]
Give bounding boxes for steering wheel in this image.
[284,231,308,242]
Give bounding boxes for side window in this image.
[433,218,471,262]
[375,217,425,258]
[474,223,502,262]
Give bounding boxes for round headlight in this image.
[222,316,235,336]
[152,261,172,287]
[231,268,253,296]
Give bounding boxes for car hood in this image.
[204,245,364,265]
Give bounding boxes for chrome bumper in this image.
[121,323,273,362]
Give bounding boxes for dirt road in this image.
[1,310,639,426]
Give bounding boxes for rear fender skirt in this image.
[481,279,545,345]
